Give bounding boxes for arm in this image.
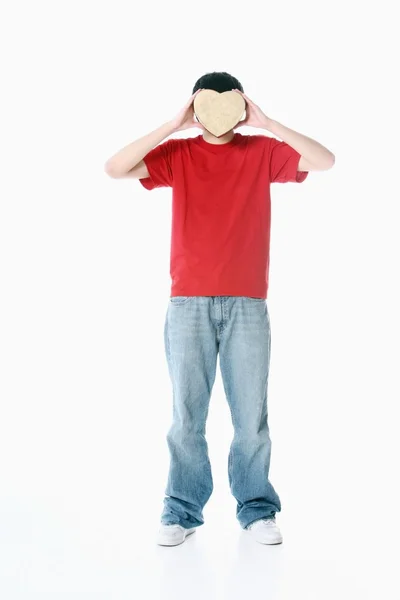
[234,90,335,172]
[266,120,335,172]
[104,90,204,179]
[104,121,176,179]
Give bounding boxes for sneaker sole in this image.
[249,534,283,545]
[157,528,196,547]
[258,538,283,545]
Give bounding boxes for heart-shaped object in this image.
[194,90,246,137]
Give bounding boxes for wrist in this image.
[164,120,179,135]
[262,117,275,132]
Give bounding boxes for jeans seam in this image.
[226,393,236,486]
[164,311,171,369]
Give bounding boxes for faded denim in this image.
[162,296,281,529]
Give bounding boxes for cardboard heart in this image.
[194,90,246,137]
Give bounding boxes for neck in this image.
[202,129,235,145]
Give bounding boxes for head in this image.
[192,71,244,94]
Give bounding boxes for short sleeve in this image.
[139,139,180,190]
[268,138,309,184]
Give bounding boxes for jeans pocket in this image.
[170,296,192,304]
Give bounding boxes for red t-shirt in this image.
[139,132,308,299]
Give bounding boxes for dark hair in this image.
[192,71,244,94]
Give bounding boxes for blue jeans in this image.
[162,296,281,530]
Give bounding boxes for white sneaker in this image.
[246,518,283,545]
[157,524,196,546]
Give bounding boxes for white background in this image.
[1,1,399,598]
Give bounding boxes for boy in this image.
[105,71,335,546]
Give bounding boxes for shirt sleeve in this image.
[139,138,180,190]
[268,137,309,184]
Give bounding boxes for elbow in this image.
[323,152,335,170]
[104,160,123,179]
[317,152,335,171]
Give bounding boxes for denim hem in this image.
[240,511,278,530]
[161,518,202,530]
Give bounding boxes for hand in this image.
[170,90,206,132]
[233,90,272,130]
